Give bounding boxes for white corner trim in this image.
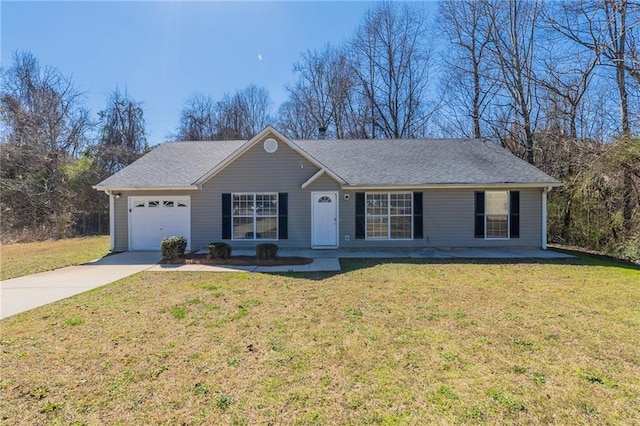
[542,188,548,250]
[109,192,115,251]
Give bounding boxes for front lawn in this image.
[0,236,110,280]
[1,258,638,424]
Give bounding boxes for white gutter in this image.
[93,185,199,192]
[541,187,549,250]
[342,182,561,190]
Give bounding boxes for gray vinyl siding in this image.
[339,188,542,249]
[193,140,323,250]
[423,189,541,248]
[305,173,341,191]
[114,195,128,251]
[112,139,544,250]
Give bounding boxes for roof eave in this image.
[342,182,562,190]
[93,185,199,193]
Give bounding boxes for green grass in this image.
[0,256,638,424]
[0,236,110,280]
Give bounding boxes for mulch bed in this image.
[160,253,313,266]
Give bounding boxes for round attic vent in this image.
[263,138,278,153]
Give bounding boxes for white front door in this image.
[129,196,191,251]
[312,192,338,248]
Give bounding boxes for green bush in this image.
[620,233,640,263]
[161,236,187,260]
[208,242,231,259]
[256,243,278,260]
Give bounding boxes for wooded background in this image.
[1,1,638,260]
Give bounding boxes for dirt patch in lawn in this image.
[160,253,313,266]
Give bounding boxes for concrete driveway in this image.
[0,252,161,320]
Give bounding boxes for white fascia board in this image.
[92,185,199,192]
[342,182,561,190]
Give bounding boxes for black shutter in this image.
[278,193,288,239]
[355,192,365,239]
[510,191,520,238]
[222,193,231,240]
[474,191,485,238]
[413,192,423,239]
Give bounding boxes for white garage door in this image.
[129,196,191,251]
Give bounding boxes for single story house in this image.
[94,126,560,252]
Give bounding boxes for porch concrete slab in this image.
[308,258,342,272]
[272,248,573,259]
[1,251,161,319]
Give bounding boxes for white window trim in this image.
[231,192,279,241]
[365,192,413,240]
[484,190,510,240]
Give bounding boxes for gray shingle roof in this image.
[295,138,559,186]
[95,140,245,188]
[96,137,558,189]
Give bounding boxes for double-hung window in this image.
[485,191,509,239]
[232,193,278,240]
[365,192,412,239]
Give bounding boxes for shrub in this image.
[161,236,187,259]
[256,243,278,260]
[620,233,640,263]
[208,242,232,259]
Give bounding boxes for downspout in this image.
[541,187,549,250]
[109,192,115,252]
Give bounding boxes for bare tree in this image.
[287,45,358,138]
[95,88,148,175]
[0,51,91,240]
[238,84,273,137]
[215,85,273,140]
[350,2,435,138]
[438,0,497,138]
[547,0,639,231]
[277,98,318,140]
[174,93,217,140]
[547,0,639,134]
[1,51,90,155]
[485,0,545,164]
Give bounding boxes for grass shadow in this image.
[338,254,640,274]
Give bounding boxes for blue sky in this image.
[2,1,410,144]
